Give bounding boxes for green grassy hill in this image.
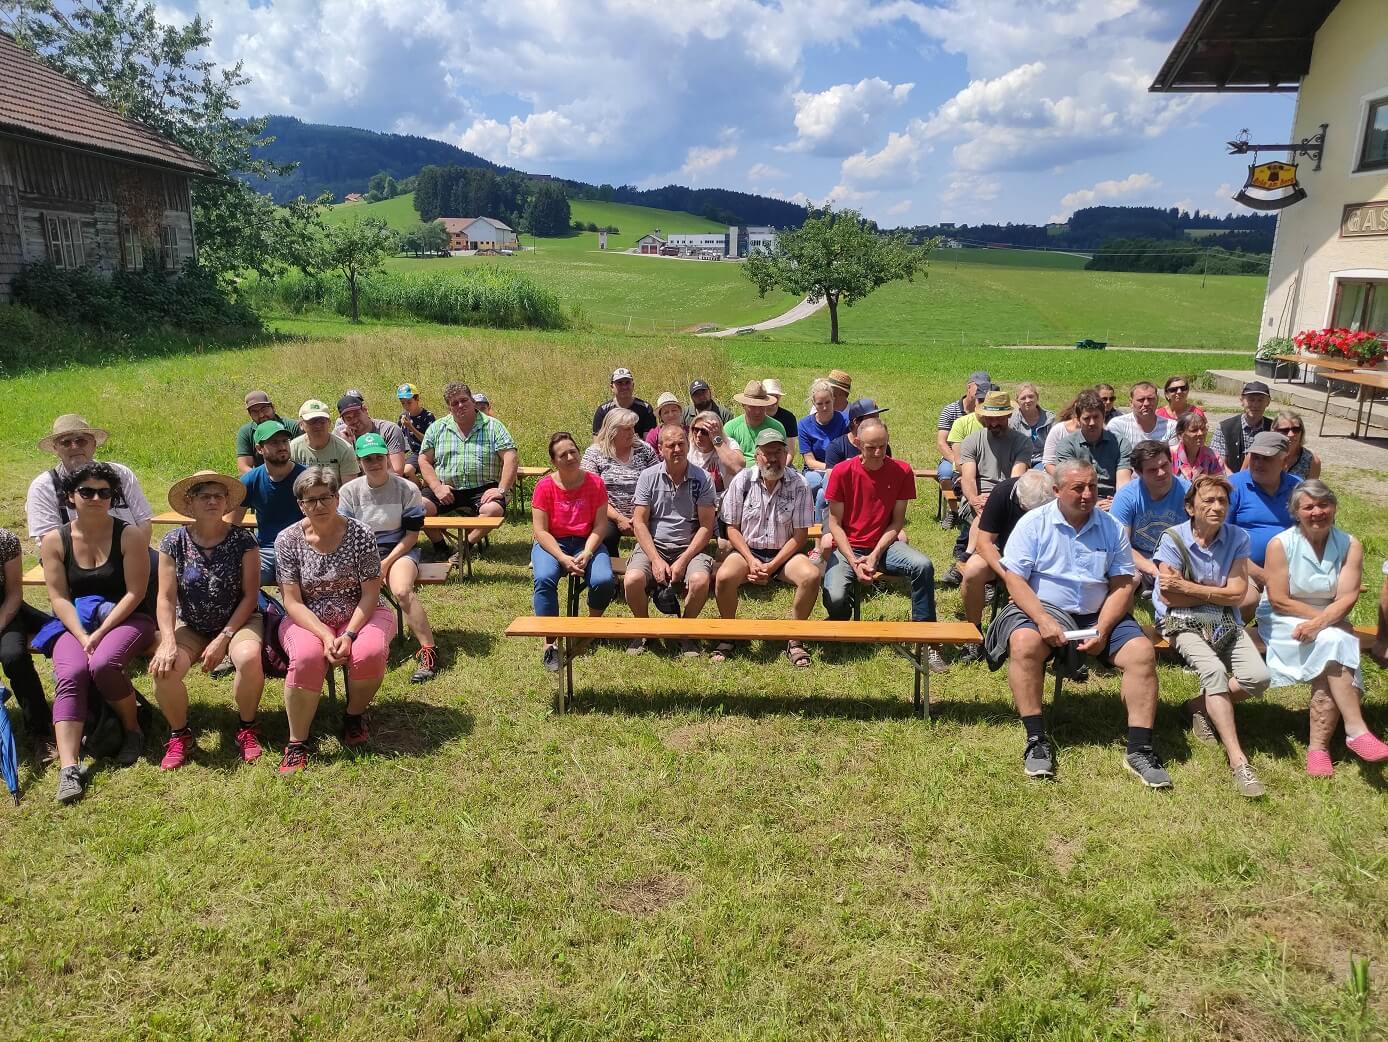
[320,192,420,230]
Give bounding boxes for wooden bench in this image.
[914,468,958,523]
[510,466,552,519]
[504,615,981,717]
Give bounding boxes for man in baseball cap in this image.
[682,379,731,425]
[290,399,360,483]
[593,367,657,438]
[1228,429,1300,618]
[822,399,891,469]
[234,420,306,586]
[1211,380,1274,472]
[235,391,301,474]
[395,383,436,479]
[334,392,408,476]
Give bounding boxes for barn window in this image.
[121,225,144,270]
[1359,97,1388,172]
[44,214,84,269]
[160,224,181,270]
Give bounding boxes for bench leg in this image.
[555,636,571,714]
[382,587,404,640]
[1052,659,1064,702]
[915,643,929,720]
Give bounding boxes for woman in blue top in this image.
[796,378,848,518]
[1153,474,1269,797]
[1260,479,1388,777]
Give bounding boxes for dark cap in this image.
[244,390,271,408]
[847,398,888,424]
[968,371,992,387]
[337,392,365,414]
[1241,380,1271,397]
[1247,431,1289,456]
[689,379,711,395]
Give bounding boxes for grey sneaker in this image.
[625,638,647,656]
[1023,736,1056,779]
[937,565,963,589]
[679,638,701,659]
[1124,747,1173,789]
[1184,704,1219,745]
[956,643,984,666]
[927,646,948,673]
[55,764,86,804]
[114,729,144,767]
[1231,761,1265,798]
[543,645,561,672]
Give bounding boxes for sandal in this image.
[710,641,735,664]
[786,641,811,668]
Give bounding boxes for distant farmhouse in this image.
[0,32,213,303]
[343,192,365,203]
[639,224,778,259]
[440,216,519,253]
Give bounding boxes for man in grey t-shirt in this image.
[1053,388,1132,507]
[624,425,718,654]
[943,390,1033,581]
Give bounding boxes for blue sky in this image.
[172,0,1298,226]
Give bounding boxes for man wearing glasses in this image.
[234,421,306,586]
[27,414,154,545]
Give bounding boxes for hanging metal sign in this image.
[1233,161,1307,210]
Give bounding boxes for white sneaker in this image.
[927,646,948,673]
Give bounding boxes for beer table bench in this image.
[1315,369,1388,439]
[510,466,552,519]
[914,467,958,522]
[505,615,981,717]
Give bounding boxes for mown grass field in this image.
[2,312,1386,1040]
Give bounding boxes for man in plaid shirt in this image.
[419,381,518,553]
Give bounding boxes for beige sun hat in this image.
[38,414,110,454]
[167,470,246,514]
[733,379,777,408]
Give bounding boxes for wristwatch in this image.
[713,436,725,446]
[221,628,235,640]
[345,629,359,642]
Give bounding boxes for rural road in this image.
[699,296,826,337]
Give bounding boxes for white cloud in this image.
[457,110,607,163]
[748,162,786,182]
[837,128,929,190]
[681,142,738,181]
[1047,172,1160,222]
[886,199,913,216]
[787,77,914,156]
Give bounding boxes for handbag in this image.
[1160,529,1242,654]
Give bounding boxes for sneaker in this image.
[209,655,235,680]
[679,638,701,659]
[114,729,144,767]
[938,511,956,530]
[1023,736,1056,779]
[342,714,370,748]
[159,731,194,771]
[1183,703,1219,745]
[626,638,647,656]
[807,548,822,565]
[1346,732,1388,763]
[55,764,86,804]
[927,646,948,673]
[956,643,984,666]
[1231,761,1265,798]
[1124,747,1173,789]
[1306,748,1335,778]
[938,564,963,589]
[543,645,561,672]
[278,742,309,775]
[411,646,437,684]
[235,723,264,763]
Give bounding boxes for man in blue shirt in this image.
[235,420,306,586]
[1227,430,1300,618]
[999,458,1170,788]
[1110,440,1190,589]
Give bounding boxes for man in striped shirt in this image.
[419,381,518,553]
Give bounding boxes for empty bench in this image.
[505,615,981,717]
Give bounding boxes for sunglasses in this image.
[1099,396,1115,404]
[1166,385,1189,393]
[1274,426,1301,434]
[56,436,93,449]
[75,486,113,500]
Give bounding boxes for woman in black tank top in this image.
[39,462,158,803]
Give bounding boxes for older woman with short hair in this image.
[1171,410,1225,480]
[1153,474,1269,796]
[1274,411,1321,480]
[149,471,265,770]
[581,407,657,556]
[1260,479,1388,776]
[274,466,397,774]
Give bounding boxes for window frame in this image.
[160,223,181,271]
[120,223,144,271]
[43,213,85,270]
[1330,278,1387,332]
[1354,92,1388,174]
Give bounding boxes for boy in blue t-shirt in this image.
[1110,440,1190,588]
[395,383,436,479]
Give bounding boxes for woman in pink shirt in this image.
[531,432,614,672]
[1171,410,1226,480]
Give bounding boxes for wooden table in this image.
[1317,369,1388,438]
[511,466,551,519]
[1272,353,1364,387]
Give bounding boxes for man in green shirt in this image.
[724,380,786,466]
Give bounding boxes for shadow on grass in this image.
[569,684,923,722]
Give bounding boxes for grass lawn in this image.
[765,249,1266,350]
[3,318,1386,1040]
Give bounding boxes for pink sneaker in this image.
[1306,749,1334,778]
[1346,732,1388,763]
[160,731,194,771]
[235,723,264,763]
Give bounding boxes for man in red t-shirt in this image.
[823,418,943,669]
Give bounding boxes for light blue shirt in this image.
[1001,499,1136,614]
[1110,475,1190,555]
[1149,521,1250,620]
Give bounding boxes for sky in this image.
[165,0,1299,227]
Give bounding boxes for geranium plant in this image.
[1293,327,1385,367]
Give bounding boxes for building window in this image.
[121,225,144,271]
[160,224,181,270]
[1359,97,1388,172]
[1332,280,1388,332]
[44,214,84,269]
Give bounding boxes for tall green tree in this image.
[1,0,307,281]
[316,217,398,323]
[523,182,571,238]
[743,204,935,344]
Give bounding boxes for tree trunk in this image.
[348,270,360,324]
[827,293,840,344]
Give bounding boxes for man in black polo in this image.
[1210,380,1273,471]
[681,379,731,425]
[593,367,658,438]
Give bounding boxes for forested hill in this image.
[245,116,499,203]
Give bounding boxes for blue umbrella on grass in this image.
[0,684,20,805]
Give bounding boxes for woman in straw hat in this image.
[149,471,266,770]
[40,462,157,803]
[26,414,154,546]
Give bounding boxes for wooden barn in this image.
[0,32,213,303]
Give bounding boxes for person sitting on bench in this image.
[0,525,55,767]
[334,391,408,477]
[1052,389,1132,510]
[624,425,717,658]
[419,381,518,558]
[822,417,946,673]
[27,414,153,547]
[531,432,615,673]
[1227,430,1300,620]
[992,459,1171,788]
[712,428,818,668]
[235,421,306,587]
[236,390,300,475]
[290,399,360,485]
[338,433,438,685]
[274,466,397,774]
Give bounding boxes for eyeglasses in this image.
[1167,385,1189,393]
[56,436,93,449]
[75,486,113,500]
[1274,426,1301,434]
[191,490,228,502]
[297,494,336,507]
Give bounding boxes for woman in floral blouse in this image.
[274,466,396,774]
[1171,411,1227,480]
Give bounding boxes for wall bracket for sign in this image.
[1226,124,1327,170]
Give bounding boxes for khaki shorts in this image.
[173,613,264,657]
[627,544,714,586]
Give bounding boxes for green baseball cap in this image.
[355,432,389,457]
[754,427,787,448]
[253,419,289,444]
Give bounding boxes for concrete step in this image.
[1204,369,1388,434]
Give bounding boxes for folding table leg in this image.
[555,636,571,714]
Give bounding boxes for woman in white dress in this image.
[1260,479,1388,777]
